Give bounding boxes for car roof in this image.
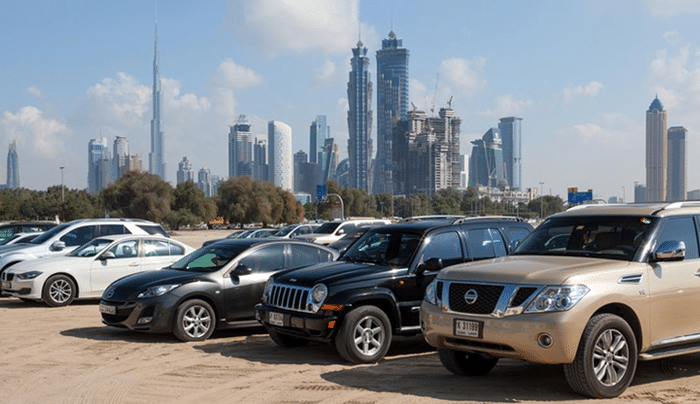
[208,238,334,249]
[90,234,172,242]
[560,202,700,218]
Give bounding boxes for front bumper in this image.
[1,277,41,300]
[100,294,180,334]
[420,301,585,364]
[254,303,339,342]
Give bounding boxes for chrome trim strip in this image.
[651,332,700,348]
[618,273,643,284]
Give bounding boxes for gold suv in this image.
[421,202,700,398]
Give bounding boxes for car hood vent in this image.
[618,273,643,284]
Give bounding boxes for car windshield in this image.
[315,222,340,234]
[275,225,297,237]
[169,243,249,272]
[512,215,656,261]
[69,238,114,257]
[342,230,422,268]
[30,223,72,244]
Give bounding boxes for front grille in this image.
[511,287,537,307]
[268,284,312,313]
[448,283,503,314]
[3,273,14,282]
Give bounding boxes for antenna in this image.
[430,72,439,116]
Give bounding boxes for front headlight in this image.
[16,271,43,280]
[137,284,180,299]
[309,284,327,312]
[525,285,589,313]
[262,278,274,302]
[424,279,438,305]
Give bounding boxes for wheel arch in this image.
[343,293,400,331]
[592,303,642,351]
[173,293,220,327]
[45,272,81,298]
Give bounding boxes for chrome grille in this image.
[442,281,543,317]
[268,284,312,313]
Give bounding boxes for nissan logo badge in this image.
[464,289,478,305]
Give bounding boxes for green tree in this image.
[100,171,173,223]
[431,188,462,215]
[217,176,302,226]
[169,181,216,229]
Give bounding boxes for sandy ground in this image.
[2,230,700,403]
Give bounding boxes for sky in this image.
[2,0,700,202]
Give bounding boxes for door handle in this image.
[129,262,139,267]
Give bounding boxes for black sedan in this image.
[99,239,338,341]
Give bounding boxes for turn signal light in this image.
[321,304,343,311]
[328,320,336,329]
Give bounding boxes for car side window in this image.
[297,226,311,236]
[238,244,285,273]
[98,224,128,237]
[144,239,170,256]
[108,240,140,258]
[170,242,185,255]
[507,226,531,246]
[290,245,328,269]
[60,225,97,247]
[656,217,699,259]
[467,228,502,261]
[419,231,463,267]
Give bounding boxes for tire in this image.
[334,305,392,364]
[267,327,309,348]
[437,348,499,376]
[42,275,76,307]
[173,299,215,342]
[563,313,638,398]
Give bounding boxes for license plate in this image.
[99,304,116,315]
[1,281,10,290]
[268,312,284,327]
[455,319,482,338]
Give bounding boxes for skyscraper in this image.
[6,140,19,189]
[197,167,212,197]
[309,115,329,165]
[667,126,687,201]
[149,25,165,180]
[374,30,409,195]
[88,137,111,194]
[228,115,253,177]
[113,136,129,180]
[321,137,339,184]
[177,156,195,184]
[469,128,505,189]
[347,40,373,193]
[253,138,268,182]
[646,96,667,202]
[268,121,293,191]
[499,117,522,190]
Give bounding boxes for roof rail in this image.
[659,201,700,211]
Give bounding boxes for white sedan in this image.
[0,235,194,306]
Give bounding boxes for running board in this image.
[639,343,700,361]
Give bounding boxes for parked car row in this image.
[11,204,700,399]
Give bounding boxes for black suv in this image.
[254,217,534,363]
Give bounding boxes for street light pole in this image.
[539,182,544,219]
[60,166,65,203]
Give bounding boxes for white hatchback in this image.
[1,235,194,306]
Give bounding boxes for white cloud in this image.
[28,86,43,98]
[1,106,69,159]
[226,0,365,56]
[438,58,487,99]
[562,81,603,103]
[313,59,337,82]
[477,95,532,117]
[663,30,682,45]
[82,72,151,127]
[211,59,262,89]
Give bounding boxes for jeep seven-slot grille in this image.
[448,283,504,314]
[269,284,311,313]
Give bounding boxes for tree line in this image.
[0,171,564,227]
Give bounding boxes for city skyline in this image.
[4,1,700,202]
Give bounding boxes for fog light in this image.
[137,317,152,324]
[537,333,553,348]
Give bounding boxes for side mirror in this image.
[337,229,345,236]
[417,257,443,276]
[509,240,520,253]
[231,264,253,276]
[51,241,66,251]
[651,240,686,262]
[100,251,116,260]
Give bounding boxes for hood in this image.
[7,255,83,274]
[104,269,205,300]
[273,260,397,287]
[439,255,634,285]
[0,243,35,256]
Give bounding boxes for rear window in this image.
[137,224,169,237]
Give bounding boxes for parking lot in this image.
[2,230,700,403]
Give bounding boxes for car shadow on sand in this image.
[60,325,270,344]
[318,353,700,402]
[194,334,436,367]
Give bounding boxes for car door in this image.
[142,239,181,271]
[396,230,465,328]
[464,227,508,261]
[57,225,98,255]
[89,239,141,297]
[223,244,286,321]
[647,216,700,344]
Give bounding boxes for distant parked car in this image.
[1,235,194,306]
[274,224,320,239]
[100,239,338,341]
[248,228,278,239]
[295,219,391,245]
[327,225,379,254]
[0,232,42,246]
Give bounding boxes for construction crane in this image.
[430,72,439,116]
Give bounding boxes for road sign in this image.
[316,184,327,201]
[568,191,593,205]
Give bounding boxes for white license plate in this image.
[1,281,10,290]
[455,319,481,338]
[268,312,284,327]
[99,304,116,315]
